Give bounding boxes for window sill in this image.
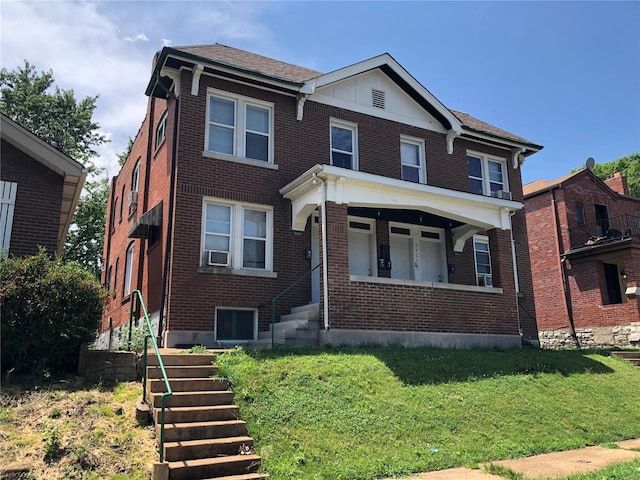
[349,275,503,294]
[202,151,278,170]
[197,266,278,278]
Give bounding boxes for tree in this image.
[0,60,107,172]
[590,153,640,197]
[117,137,134,166]
[62,179,109,279]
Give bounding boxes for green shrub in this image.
[1,249,107,375]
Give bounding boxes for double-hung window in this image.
[124,243,134,296]
[202,199,273,271]
[467,152,508,196]
[330,120,357,170]
[401,136,426,183]
[473,235,492,287]
[206,90,273,163]
[155,113,167,149]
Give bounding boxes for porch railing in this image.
[568,213,640,249]
[270,264,320,348]
[128,290,172,463]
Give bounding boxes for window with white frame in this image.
[155,113,167,149]
[401,136,426,183]
[467,152,508,196]
[124,242,135,296]
[132,161,140,192]
[202,200,272,271]
[215,308,257,341]
[330,120,357,170]
[206,90,273,163]
[473,235,492,287]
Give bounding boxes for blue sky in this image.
[2,1,639,184]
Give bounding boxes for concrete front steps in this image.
[612,350,640,367]
[146,351,267,480]
[252,303,320,348]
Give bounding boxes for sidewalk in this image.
[400,439,640,479]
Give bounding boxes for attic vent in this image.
[371,89,386,109]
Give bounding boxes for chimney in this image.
[604,172,629,195]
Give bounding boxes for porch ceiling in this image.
[280,164,522,231]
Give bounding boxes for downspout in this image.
[551,188,580,347]
[312,172,330,330]
[508,212,522,339]
[157,89,179,345]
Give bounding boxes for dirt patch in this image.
[0,376,156,480]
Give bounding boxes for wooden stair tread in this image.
[164,435,253,448]
[199,474,268,480]
[165,419,246,429]
[168,453,261,467]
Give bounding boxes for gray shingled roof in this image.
[172,44,537,148]
[173,44,322,83]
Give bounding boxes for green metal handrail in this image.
[128,290,172,463]
[271,264,320,348]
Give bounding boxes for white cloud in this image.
[125,33,149,42]
[162,38,173,47]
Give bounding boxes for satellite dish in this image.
[586,157,595,170]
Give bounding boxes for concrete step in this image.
[163,435,254,462]
[168,454,261,480]
[247,337,273,349]
[147,353,217,367]
[148,377,227,393]
[161,419,247,442]
[290,302,320,316]
[150,390,234,408]
[147,365,218,379]
[156,405,240,424]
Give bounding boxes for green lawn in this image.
[217,347,640,480]
[559,459,640,480]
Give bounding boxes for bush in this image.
[1,249,107,375]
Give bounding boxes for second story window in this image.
[132,161,140,193]
[124,242,134,296]
[576,204,585,225]
[330,120,357,170]
[400,136,425,183]
[467,152,508,197]
[206,90,273,163]
[155,113,167,149]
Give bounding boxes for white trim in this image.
[389,221,447,283]
[124,242,135,296]
[330,118,358,171]
[348,215,377,277]
[400,135,426,184]
[205,88,274,164]
[214,307,258,342]
[281,164,520,232]
[201,197,274,272]
[349,274,503,294]
[0,181,17,256]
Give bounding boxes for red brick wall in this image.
[1,139,63,256]
[525,171,640,340]
[101,64,535,342]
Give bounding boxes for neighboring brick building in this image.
[524,168,640,348]
[0,113,86,257]
[99,44,542,349]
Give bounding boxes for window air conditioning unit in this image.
[483,275,493,287]
[207,250,229,267]
[127,190,138,206]
[491,190,512,201]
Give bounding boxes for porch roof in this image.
[280,165,521,232]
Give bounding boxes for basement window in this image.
[215,308,257,341]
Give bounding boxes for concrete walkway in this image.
[397,439,640,479]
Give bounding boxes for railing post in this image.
[128,293,134,350]
[143,335,149,403]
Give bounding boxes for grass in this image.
[217,346,640,480]
[0,377,156,479]
[557,459,640,479]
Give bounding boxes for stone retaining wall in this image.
[78,345,139,382]
[539,323,640,349]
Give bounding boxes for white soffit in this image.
[311,70,446,133]
[280,165,520,232]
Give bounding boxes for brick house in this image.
[524,168,640,348]
[98,44,542,349]
[0,113,86,257]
